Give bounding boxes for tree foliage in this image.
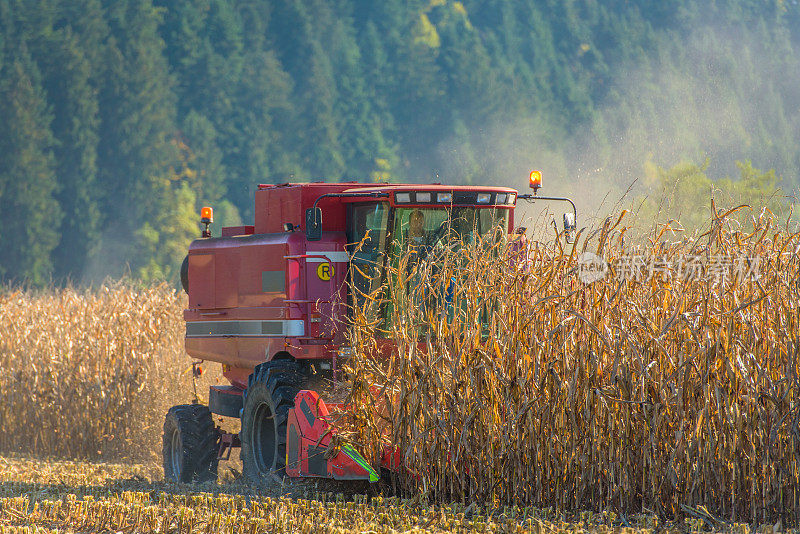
[0,0,797,284]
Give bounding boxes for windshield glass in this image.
[387,206,508,322]
[347,203,509,333]
[390,207,508,253]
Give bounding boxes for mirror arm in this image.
[517,194,577,226]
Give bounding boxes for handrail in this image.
[284,254,334,262]
[312,191,390,212]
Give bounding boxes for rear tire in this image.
[240,360,307,483]
[163,404,219,483]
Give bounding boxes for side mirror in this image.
[563,212,576,243]
[305,207,322,241]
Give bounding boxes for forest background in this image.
[1,0,798,285]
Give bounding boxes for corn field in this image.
[342,206,800,523]
[0,207,798,526]
[0,457,776,534]
[0,283,194,460]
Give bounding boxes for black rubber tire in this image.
[240,360,307,483]
[162,404,219,483]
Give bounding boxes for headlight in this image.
[395,193,411,203]
[437,192,453,203]
[477,193,491,203]
[495,193,507,204]
[416,192,431,202]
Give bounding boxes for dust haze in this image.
[435,25,800,233]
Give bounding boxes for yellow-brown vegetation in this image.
[0,283,194,460]
[0,456,779,533]
[343,206,800,523]
[0,206,798,527]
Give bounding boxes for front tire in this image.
[162,404,219,483]
[240,360,307,483]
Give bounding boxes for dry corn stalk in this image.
[0,282,191,460]
[342,206,800,523]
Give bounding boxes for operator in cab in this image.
[408,209,426,245]
[405,209,430,272]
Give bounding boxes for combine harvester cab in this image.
[162,175,576,484]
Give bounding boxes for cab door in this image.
[346,203,390,326]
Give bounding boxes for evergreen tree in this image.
[267,0,345,179]
[93,0,184,281]
[227,47,294,214]
[329,16,392,180]
[225,0,295,215]
[389,4,448,179]
[357,21,400,180]
[0,46,60,285]
[156,0,241,207]
[436,4,501,127]
[0,0,797,284]
[179,110,226,206]
[40,28,102,280]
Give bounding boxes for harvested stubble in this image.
[342,207,800,524]
[1,456,759,534]
[0,283,193,460]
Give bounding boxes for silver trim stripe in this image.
[186,320,304,337]
[306,251,350,263]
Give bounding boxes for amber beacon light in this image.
[200,206,214,237]
[529,170,542,193]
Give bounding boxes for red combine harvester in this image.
[163,174,576,484]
